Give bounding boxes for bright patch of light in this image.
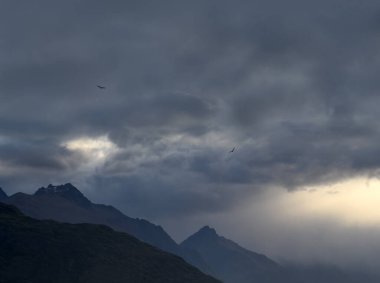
[63,135,118,163]
[279,177,380,226]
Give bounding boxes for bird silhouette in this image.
[97,85,106,89]
[230,147,235,153]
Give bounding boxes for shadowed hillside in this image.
[2,183,209,273]
[0,188,7,201]
[0,203,220,283]
[181,226,286,283]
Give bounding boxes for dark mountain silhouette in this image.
[181,226,288,283]
[0,188,7,201]
[34,183,92,206]
[0,203,220,283]
[2,183,209,273]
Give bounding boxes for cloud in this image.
[2,0,380,269]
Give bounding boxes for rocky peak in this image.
[184,226,220,244]
[198,226,218,236]
[34,183,92,207]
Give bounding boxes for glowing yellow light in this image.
[283,177,380,226]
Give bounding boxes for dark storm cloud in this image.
[0,141,67,170]
[2,0,380,220]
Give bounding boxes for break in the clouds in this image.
[2,0,380,268]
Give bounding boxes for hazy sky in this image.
[2,0,380,271]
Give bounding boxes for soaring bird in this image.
[230,147,235,153]
[97,85,106,89]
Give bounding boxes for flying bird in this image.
[230,147,235,153]
[97,85,106,89]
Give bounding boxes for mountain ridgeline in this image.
[0,203,220,283]
[2,184,379,283]
[2,183,208,273]
[181,226,286,283]
[180,226,380,283]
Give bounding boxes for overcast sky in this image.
[2,0,380,271]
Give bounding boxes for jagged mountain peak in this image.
[36,183,77,193]
[5,183,211,273]
[198,226,218,235]
[186,226,219,242]
[34,183,91,207]
[181,226,283,283]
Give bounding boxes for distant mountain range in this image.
[0,183,209,273]
[0,202,220,283]
[1,184,379,283]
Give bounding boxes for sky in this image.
[2,0,380,272]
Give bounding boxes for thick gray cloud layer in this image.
[2,0,380,267]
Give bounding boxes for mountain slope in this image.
[0,203,220,283]
[2,184,209,272]
[181,226,286,283]
[0,188,7,201]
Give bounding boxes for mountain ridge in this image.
[2,185,379,283]
[1,183,210,273]
[0,202,220,283]
[181,225,285,283]
[34,183,92,207]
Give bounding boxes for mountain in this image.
[0,188,7,201]
[0,202,220,283]
[181,226,287,283]
[181,226,380,283]
[34,183,92,206]
[1,183,209,273]
[4,184,374,283]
